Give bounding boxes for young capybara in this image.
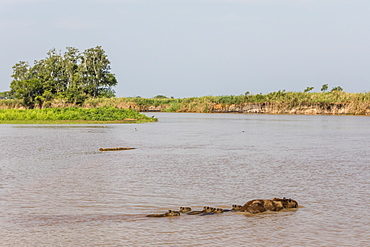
[213,208,225,213]
[147,210,180,217]
[231,205,243,211]
[179,207,192,213]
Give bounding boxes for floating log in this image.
[99,147,136,151]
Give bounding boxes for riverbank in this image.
[1,91,369,115]
[82,92,370,115]
[0,107,157,124]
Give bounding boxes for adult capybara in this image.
[241,199,278,213]
[260,199,277,211]
[240,200,267,214]
[271,199,285,211]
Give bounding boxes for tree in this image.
[10,78,43,108]
[154,95,167,99]
[10,61,44,107]
[331,86,344,92]
[321,84,328,92]
[79,46,117,98]
[63,46,81,89]
[59,47,85,103]
[11,61,30,81]
[9,46,117,108]
[304,87,314,93]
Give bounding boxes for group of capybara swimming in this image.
[146,197,298,217]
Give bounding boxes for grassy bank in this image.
[81,91,370,115]
[1,91,369,115]
[0,107,157,124]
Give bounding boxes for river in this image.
[0,113,369,246]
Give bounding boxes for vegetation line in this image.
[82,91,370,115]
[1,91,370,116]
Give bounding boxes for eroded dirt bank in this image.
[134,102,370,115]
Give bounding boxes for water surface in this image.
[1,113,369,246]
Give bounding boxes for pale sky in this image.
[1,0,369,98]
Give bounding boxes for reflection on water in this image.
[0,113,369,246]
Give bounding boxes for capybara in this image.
[188,206,215,215]
[240,200,267,214]
[147,210,180,217]
[259,199,277,211]
[231,205,243,211]
[213,208,224,213]
[240,198,298,213]
[272,197,298,209]
[179,207,192,213]
[164,210,180,216]
[202,206,215,213]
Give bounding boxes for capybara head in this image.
[286,198,298,208]
[232,205,243,211]
[203,206,215,213]
[213,208,224,213]
[179,207,192,213]
[272,197,298,208]
[272,198,288,208]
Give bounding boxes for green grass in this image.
[0,107,157,124]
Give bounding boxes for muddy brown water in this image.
[1,113,369,246]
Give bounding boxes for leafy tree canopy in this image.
[304,87,314,93]
[154,95,168,99]
[331,86,344,92]
[10,46,117,108]
[321,84,329,92]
